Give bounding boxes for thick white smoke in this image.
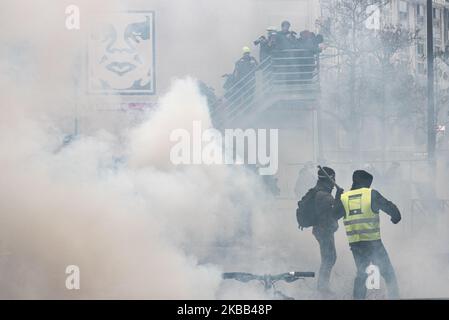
[1,0,449,300]
[0,77,256,298]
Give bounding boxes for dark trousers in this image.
[350,240,399,299]
[313,229,337,291]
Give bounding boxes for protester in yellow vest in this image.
[334,170,401,299]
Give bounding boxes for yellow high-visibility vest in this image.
[340,188,381,244]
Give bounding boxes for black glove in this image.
[335,187,344,200]
[391,215,401,224]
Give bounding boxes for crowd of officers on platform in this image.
[223,20,324,92]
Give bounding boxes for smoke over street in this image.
[0,0,449,300]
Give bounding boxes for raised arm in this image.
[333,187,345,220]
[371,190,401,224]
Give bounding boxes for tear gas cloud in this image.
[0,0,448,299]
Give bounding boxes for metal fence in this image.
[211,49,320,127]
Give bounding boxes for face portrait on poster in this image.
[88,11,156,95]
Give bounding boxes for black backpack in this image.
[296,187,318,229]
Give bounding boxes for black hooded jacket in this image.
[312,179,339,234]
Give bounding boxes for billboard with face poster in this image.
[88,11,156,95]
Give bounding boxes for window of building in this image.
[417,43,424,55]
[399,0,408,13]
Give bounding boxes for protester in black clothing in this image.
[312,167,344,296]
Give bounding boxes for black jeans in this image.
[313,229,337,291]
[350,240,399,299]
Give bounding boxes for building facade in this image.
[381,0,449,77]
